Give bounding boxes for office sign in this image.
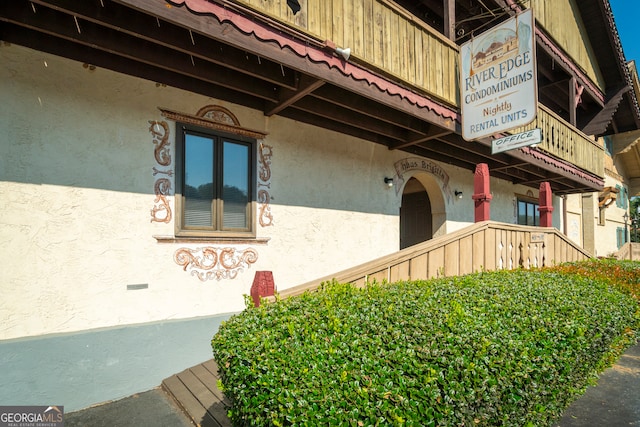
[460,9,537,141]
[492,128,542,154]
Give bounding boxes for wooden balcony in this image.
[230,0,605,180]
[513,104,605,178]
[231,0,459,106]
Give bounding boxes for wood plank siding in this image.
[273,221,591,300]
[531,0,605,91]
[232,0,459,106]
[219,0,606,180]
[514,104,605,177]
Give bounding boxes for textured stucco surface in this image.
[1,44,562,341]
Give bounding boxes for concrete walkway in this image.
[65,388,193,427]
[66,342,640,426]
[555,342,640,427]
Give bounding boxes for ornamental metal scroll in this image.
[149,120,173,223]
[174,247,259,281]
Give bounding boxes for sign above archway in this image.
[393,157,453,201]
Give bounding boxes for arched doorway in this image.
[400,177,433,249]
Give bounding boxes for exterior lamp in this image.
[384,177,394,188]
[455,190,463,199]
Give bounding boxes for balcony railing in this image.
[513,104,605,178]
[230,0,604,179]
[230,0,459,106]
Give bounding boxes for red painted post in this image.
[471,163,492,222]
[539,182,554,227]
[250,271,275,307]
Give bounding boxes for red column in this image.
[539,182,554,227]
[250,271,275,307]
[472,163,492,222]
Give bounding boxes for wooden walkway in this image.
[162,359,233,427]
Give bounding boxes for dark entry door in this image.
[400,178,432,249]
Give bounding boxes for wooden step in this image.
[162,360,232,427]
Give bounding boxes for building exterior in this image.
[1,0,638,410]
[588,60,640,256]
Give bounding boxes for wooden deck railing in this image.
[513,104,605,178]
[230,0,459,106]
[273,221,591,300]
[616,242,640,261]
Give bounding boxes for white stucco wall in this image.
[596,174,631,257]
[1,44,565,341]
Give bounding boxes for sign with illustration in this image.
[460,9,537,141]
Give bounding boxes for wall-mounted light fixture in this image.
[384,177,394,188]
[455,190,463,199]
[335,47,351,61]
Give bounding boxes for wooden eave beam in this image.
[435,133,549,181]
[310,86,437,135]
[388,128,452,150]
[265,74,325,116]
[491,162,531,172]
[2,24,267,112]
[408,134,540,184]
[28,0,298,90]
[277,108,397,147]
[0,1,280,102]
[443,0,455,40]
[475,137,603,191]
[581,84,631,136]
[407,142,528,184]
[114,0,459,133]
[288,97,412,142]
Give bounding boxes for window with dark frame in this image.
[517,199,539,226]
[176,123,256,237]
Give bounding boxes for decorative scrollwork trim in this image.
[174,246,259,281]
[159,107,267,139]
[259,143,273,182]
[149,120,173,224]
[195,104,240,126]
[258,189,273,227]
[151,178,172,223]
[148,120,171,166]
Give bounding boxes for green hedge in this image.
[547,259,640,304]
[212,268,639,426]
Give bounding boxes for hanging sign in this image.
[491,128,542,154]
[460,8,537,141]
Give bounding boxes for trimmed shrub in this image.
[212,268,639,426]
[547,258,640,303]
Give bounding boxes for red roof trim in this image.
[170,0,460,122]
[520,146,604,187]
